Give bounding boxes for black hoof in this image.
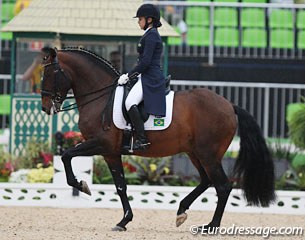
[112,225,127,231]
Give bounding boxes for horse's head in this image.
[41,47,71,115]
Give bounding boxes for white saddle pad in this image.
[113,86,175,130]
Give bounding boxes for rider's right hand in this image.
[118,73,129,85]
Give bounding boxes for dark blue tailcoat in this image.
[129,28,166,117]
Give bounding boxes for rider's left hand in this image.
[118,73,129,85]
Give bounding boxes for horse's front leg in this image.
[105,156,133,231]
[61,138,103,195]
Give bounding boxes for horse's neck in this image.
[71,68,113,97]
[62,54,115,103]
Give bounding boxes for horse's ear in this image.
[49,48,57,58]
[41,46,57,59]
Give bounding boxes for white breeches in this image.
[125,76,143,111]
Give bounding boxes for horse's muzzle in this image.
[42,106,51,115]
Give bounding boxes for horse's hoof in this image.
[176,213,187,227]
[112,225,127,231]
[80,180,91,196]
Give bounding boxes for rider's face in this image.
[138,17,152,30]
[138,17,146,30]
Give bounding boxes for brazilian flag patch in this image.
[154,118,164,127]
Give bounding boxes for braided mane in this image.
[60,47,120,76]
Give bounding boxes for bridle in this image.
[41,55,69,113]
[41,55,64,93]
[41,54,119,113]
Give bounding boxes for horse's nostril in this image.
[42,106,47,112]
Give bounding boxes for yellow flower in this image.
[27,166,54,183]
[163,167,170,174]
[36,163,43,169]
[149,164,157,172]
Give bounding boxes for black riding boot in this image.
[128,105,150,150]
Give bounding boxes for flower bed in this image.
[1,131,305,194]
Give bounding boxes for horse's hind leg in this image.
[197,153,232,230]
[104,156,133,231]
[176,153,212,227]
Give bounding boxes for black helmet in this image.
[135,4,160,21]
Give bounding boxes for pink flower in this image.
[0,162,14,177]
[4,162,14,172]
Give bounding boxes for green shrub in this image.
[292,154,305,171]
[288,104,305,150]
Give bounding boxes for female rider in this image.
[118,4,166,150]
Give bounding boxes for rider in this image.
[118,4,166,150]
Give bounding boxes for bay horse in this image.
[40,47,275,231]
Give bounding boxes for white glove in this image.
[118,73,129,85]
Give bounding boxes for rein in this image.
[59,81,118,112]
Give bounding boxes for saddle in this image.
[120,74,171,153]
[121,74,172,125]
[101,74,172,154]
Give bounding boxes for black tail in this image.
[233,105,275,207]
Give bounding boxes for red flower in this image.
[40,152,53,166]
[62,131,84,149]
[64,131,78,139]
[123,162,137,173]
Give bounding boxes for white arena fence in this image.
[0,157,304,214]
[0,183,304,215]
[171,80,305,138]
[0,74,9,94]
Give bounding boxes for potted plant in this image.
[19,137,53,169]
[0,147,15,182]
[9,138,54,183]
[93,155,140,185]
[53,131,84,155]
[125,156,172,185]
[288,103,305,150]
[267,139,296,180]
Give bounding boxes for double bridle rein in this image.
[41,56,118,113]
